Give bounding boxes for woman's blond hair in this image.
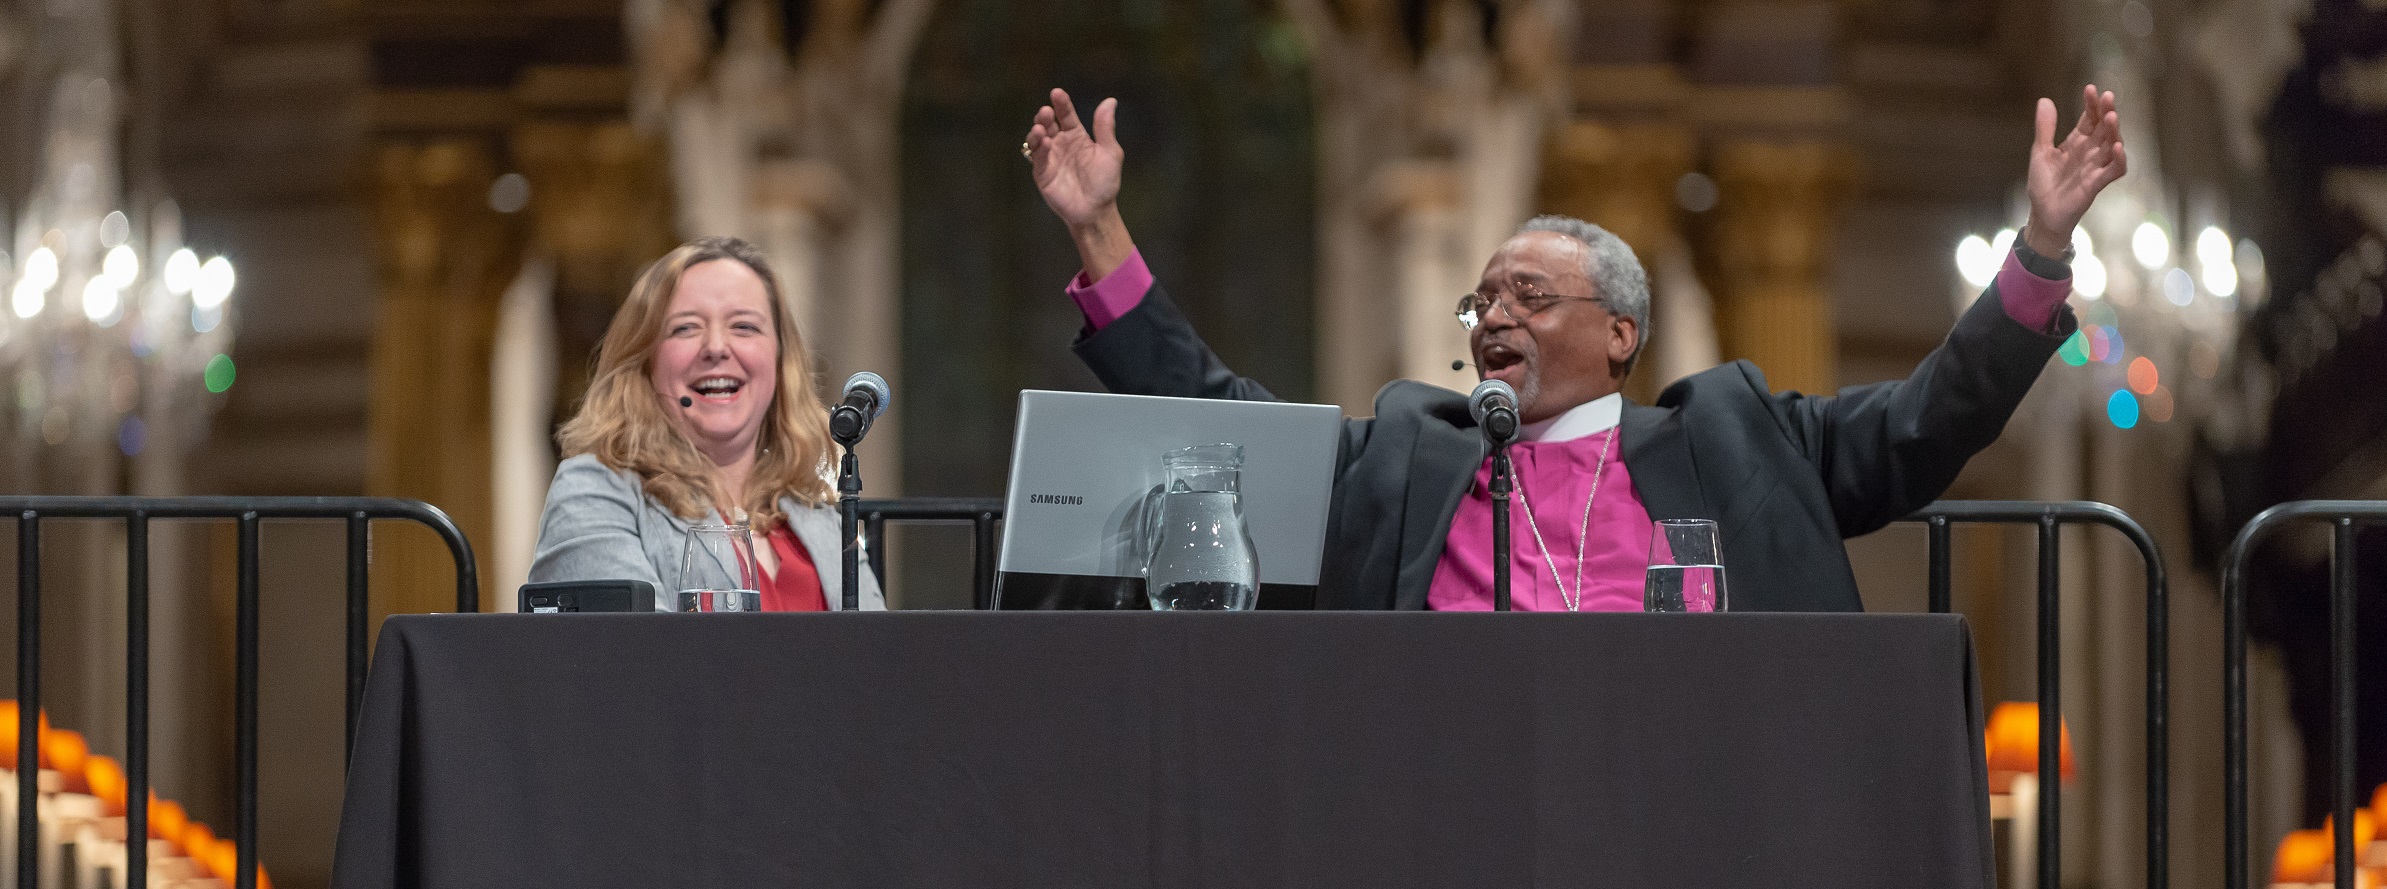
[557,236,834,530]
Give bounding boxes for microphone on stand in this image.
[829,371,891,611]
[829,371,891,447]
[1470,380,1521,612]
[1470,379,1520,448]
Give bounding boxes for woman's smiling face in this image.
[649,258,780,463]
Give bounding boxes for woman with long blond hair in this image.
[528,236,883,610]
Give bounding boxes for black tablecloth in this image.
[331,612,1993,889]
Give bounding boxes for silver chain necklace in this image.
[1508,427,1617,612]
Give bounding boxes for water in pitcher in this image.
[1145,489,1259,611]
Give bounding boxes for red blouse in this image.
[759,524,827,612]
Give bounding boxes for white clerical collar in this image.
[1519,393,1623,443]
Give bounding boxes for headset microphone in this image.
[1452,359,1480,372]
[679,396,694,408]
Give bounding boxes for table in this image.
[331,612,1994,888]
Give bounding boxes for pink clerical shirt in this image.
[1067,246,2073,611]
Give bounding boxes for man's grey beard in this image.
[1511,366,1543,422]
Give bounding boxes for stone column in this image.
[512,119,675,426]
[1707,139,1854,396]
[367,139,524,615]
[1537,116,1698,401]
[1365,160,1473,390]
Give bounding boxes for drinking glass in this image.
[1144,443,1259,610]
[1644,519,1727,613]
[677,523,762,612]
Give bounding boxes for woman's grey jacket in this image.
[529,453,885,610]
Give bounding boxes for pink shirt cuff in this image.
[1065,250,1153,331]
[1995,248,2070,333]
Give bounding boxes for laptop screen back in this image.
[997,390,1342,608]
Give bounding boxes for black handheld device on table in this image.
[518,580,657,613]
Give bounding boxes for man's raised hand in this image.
[2024,85,2128,259]
[1024,88,1134,280]
[1025,89,1122,231]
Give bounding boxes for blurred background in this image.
[0,0,2381,885]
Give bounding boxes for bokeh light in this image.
[2132,221,2170,269]
[11,280,43,319]
[1991,228,2017,259]
[163,248,199,295]
[488,172,532,214]
[194,256,235,309]
[2107,390,2140,428]
[2196,226,2233,268]
[2128,356,2159,394]
[2190,340,2221,379]
[117,416,145,456]
[82,277,120,326]
[2143,385,2175,423]
[2059,331,2090,366]
[2202,261,2237,297]
[2196,226,2238,296]
[2236,239,2268,307]
[103,243,139,289]
[2088,325,2112,362]
[98,210,131,249]
[2163,267,2195,306]
[192,303,223,333]
[1677,173,1718,213]
[21,246,58,292]
[203,354,236,393]
[2076,254,2108,299]
[1956,234,1997,288]
[2102,327,2126,364]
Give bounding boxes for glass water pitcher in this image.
[1143,443,1260,610]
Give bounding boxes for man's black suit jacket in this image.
[1074,283,2074,611]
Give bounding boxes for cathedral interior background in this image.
[2,0,2384,885]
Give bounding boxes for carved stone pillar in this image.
[1539,120,1695,257]
[367,139,526,615]
[1707,139,1854,396]
[1538,118,1697,401]
[511,119,675,423]
[1364,160,1472,390]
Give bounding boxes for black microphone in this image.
[679,395,693,408]
[828,371,891,447]
[1470,379,1520,446]
[1452,359,1479,372]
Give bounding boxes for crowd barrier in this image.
[1897,501,2170,889]
[858,497,1005,610]
[2222,500,2387,889]
[3,496,477,889]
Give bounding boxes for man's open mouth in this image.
[1478,343,1525,375]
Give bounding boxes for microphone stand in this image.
[1490,442,1513,611]
[838,445,861,611]
[1476,393,1518,613]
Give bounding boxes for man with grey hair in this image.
[1024,85,2126,612]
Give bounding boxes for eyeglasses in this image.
[1455,283,1608,330]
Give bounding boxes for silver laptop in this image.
[997,389,1342,609]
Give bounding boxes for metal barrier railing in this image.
[1897,501,2169,889]
[2221,500,2386,889]
[858,498,1005,610]
[4,496,476,889]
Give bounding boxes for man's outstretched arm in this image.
[1784,85,2128,535]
